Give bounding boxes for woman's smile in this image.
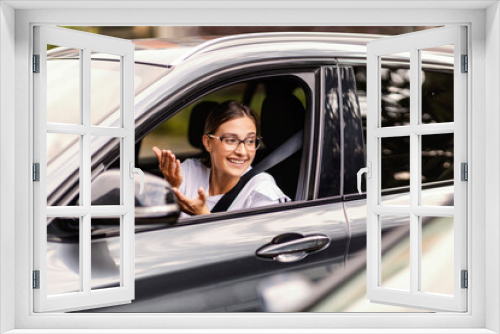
[227,157,247,167]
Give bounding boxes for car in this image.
[44,32,454,312]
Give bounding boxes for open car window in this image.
[137,75,311,220]
[48,73,313,243]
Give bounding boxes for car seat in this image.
[260,94,305,200]
[188,100,219,150]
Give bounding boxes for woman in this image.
[153,101,289,216]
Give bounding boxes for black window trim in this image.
[313,61,343,201]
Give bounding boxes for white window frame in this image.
[33,25,136,313]
[0,2,498,333]
[366,26,467,312]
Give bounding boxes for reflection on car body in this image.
[45,33,455,312]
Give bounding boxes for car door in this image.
[45,61,350,312]
[124,69,348,312]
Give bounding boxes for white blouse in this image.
[178,158,290,217]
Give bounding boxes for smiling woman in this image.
[153,100,290,217]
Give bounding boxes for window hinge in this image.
[461,54,468,73]
[33,163,40,182]
[33,270,40,289]
[461,162,468,181]
[461,270,468,289]
[33,54,40,73]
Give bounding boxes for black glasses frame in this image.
[206,134,263,151]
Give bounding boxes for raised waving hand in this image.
[152,147,183,189]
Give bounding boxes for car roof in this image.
[47,44,194,68]
[47,32,453,68]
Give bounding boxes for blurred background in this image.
[64,26,436,42]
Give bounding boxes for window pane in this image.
[420,45,454,124]
[47,45,81,125]
[47,133,80,206]
[380,215,410,291]
[91,54,121,127]
[381,136,410,205]
[380,52,410,128]
[421,133,454,206]
[420,216,454,295]
[47,217,81,295]
[91,136,122,206]
[91,216,121,290]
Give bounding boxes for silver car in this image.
[45,33,454,312]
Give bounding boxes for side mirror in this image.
[48,170,180,240]
[91,169,180,223]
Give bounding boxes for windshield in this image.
[46,59,168,163]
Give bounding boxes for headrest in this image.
[261,95,305,151]
[188,101,219,149]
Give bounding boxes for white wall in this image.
[0,2,16,334]
[0,3,497,332]
[485,2,500,333]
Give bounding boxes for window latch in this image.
[129,162,144,195]
[357,162,371,194]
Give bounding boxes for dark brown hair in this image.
[204,101,258,135]
[202,101,258,167]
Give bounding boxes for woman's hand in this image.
[173,187,211,215]
[152,146,183,189]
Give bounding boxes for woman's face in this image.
[203,116,257,179]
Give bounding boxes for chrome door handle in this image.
[256,233,331,263]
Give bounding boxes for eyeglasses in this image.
[207,134,262,152]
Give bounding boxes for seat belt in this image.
[211,130,304,213]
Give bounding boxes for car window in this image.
[138,75,310,214]
[352,64,454,193]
